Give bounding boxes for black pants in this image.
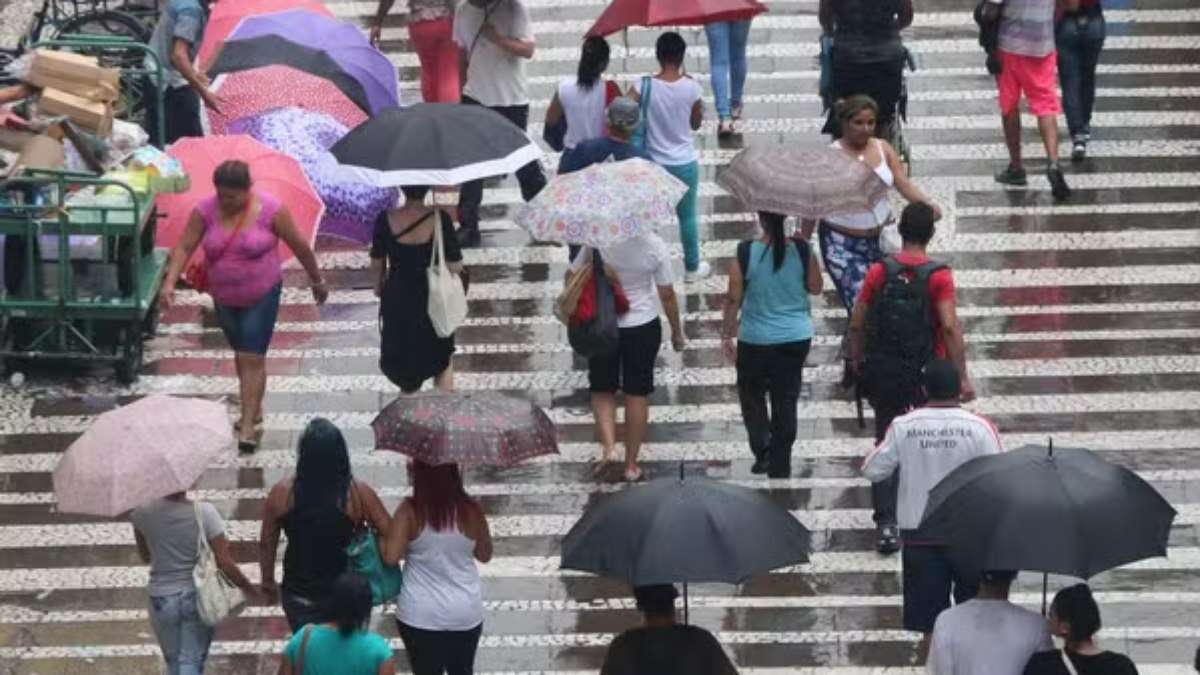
[396,620,483,675]
[457,96,547,230]
[281,590,326,633]
[736,340,811,478]
[870,392,925,527]
[142,83,203,148]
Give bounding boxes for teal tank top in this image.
[738,240,814,345]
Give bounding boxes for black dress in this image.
[371,210,462,392]
[1023,650,1139,675]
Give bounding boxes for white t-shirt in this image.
[453,0,533,107]
[927,599,1053,675]
[557,78,608,149]
[571,234,675,328]
[641,76,702,166]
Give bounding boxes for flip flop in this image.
[233,417,264,433]
[623,466,644,483]
[237,438,259,454]
[591,448,617,477]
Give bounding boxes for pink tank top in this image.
[198,193,283,308]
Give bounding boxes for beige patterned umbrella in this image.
[53,395,233,517]
[717,145,890,219]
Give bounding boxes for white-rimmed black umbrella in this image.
[331,104,543,188]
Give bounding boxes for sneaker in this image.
[717,119,734,139]
[456,225,481,248]
[994,164,1028,187]
[684,261,712,283]
[731,103,744,121]
[877,525,901,555]
[1071,137,1087,162]
[1047,164,1072,201]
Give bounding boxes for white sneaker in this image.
[684,261,712,283]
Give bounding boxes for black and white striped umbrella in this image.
[331,104,543,188]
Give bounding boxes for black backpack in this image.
[863,257,947,405]
[736,239,810,292]
[567,249,620,358]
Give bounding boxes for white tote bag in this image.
[192,502,245,626]
[427,214,468,338]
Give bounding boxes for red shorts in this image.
[996,49,1061,116]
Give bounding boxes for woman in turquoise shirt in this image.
[279,574,396,675]
[721,212,824,479]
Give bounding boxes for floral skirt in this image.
[818,222,883,313]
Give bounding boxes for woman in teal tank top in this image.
[721,212,824,478]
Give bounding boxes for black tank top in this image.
[832,0,905,63]
[280,492,355,600]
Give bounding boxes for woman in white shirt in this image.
[629,32,708,281]
[382,461,492,675]
[571,234,686,482]
[546,36,620,171]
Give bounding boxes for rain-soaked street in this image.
[2,0,1200,672]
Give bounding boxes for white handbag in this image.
[427,213,468,338]
[192,502,245,626]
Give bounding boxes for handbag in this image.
[186,200,253,294]
[344,483,403,606]
[628,76,652,151]
[192,502,245,626]
[555,246,593,324]
[567,249,620,358]
[426,212,468,338]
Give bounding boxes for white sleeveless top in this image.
[395,521,483,631]
[557,78,608,150]
[825,138,894,231]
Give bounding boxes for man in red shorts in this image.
[981,0,1072,201]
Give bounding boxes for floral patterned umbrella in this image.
[228,107,397,244]
[513,158,686,248]
[716,144,889,219]
[373,392,559,467]
[203,65,368,136]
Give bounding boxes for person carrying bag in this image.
[427,208,468,338]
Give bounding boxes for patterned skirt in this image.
[818,222,883,313]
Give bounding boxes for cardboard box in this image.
[9,134,64,176]
[26,50,120,102]
[38,88,112,137]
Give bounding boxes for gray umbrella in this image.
[560,471,811,621]
[716,144,889,219]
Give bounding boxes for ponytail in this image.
[576,36,611,90]
[758,211,788,271]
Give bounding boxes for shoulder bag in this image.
[1060,650,1080,675]
[629,76,652,151]
[186,200,254,294]
[555,246,593,325]
[344,481,404,606]
[427,211,468,337]
[293,624,314,674]
[192,502,245,626]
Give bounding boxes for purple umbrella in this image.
[224,9,399,114]
[229,107,398,244]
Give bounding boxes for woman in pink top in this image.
[159,161,328,453]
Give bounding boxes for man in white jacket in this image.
[861,359,1005,657]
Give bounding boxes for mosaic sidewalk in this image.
[2,0,1200,672]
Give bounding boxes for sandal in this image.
[623,466,644,483]
[232,417,264,433]
[591,447,617,477]
[237,438,259,454]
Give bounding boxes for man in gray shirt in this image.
[927,570,1053,675]
[144,0,222,145]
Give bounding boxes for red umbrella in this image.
[196,0,334,71]
[157,136,324,279]
[202,65,368,136]
[587,0,767,37]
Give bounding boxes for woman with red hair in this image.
[382,462,492,675]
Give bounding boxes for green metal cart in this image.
[0,168,167,383]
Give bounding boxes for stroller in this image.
[820,35,917,172]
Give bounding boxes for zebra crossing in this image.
[0,0,1198,672]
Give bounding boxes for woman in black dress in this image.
[1023,584,1139,675]
[370,185,463,392]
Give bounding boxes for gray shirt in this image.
[146,0,207,89]
[927,599,1053,675]
[131,498,225,596]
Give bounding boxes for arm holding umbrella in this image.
[273,206,329,305]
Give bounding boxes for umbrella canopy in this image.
[221,10,398,114]
[514,158,686,248]
[561,475,810,585]
[588,0,767,37]
[228,107,398,244]
[918,444,1177,579]
[373,391,559,467]
[196,0,334,70]
[53,395,232,517]
[717,145,890,220]
[158,135,324,272]
[207,35,372,113]
[331,104,543,188]
[203,65,368,136]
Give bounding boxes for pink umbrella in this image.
[158,135,324,275]
[53,395,233,517]
[202,65,368,136]
[196,0,334,71]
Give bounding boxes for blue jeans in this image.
[664,161,701,271]
[148,590,214,675]
[705,20,752,120]
[1056,10,1105,138]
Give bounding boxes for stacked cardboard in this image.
[26,50,119,137]
[38,88,113,137]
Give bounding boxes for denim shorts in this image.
[213,283,282,355]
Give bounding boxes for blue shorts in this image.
[213,283,282,355]
[901,540,979,633]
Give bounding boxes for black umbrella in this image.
[560,469,811,622]
[207,35,373,114]
[330,104,543,188]
[918,442,1176,611]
